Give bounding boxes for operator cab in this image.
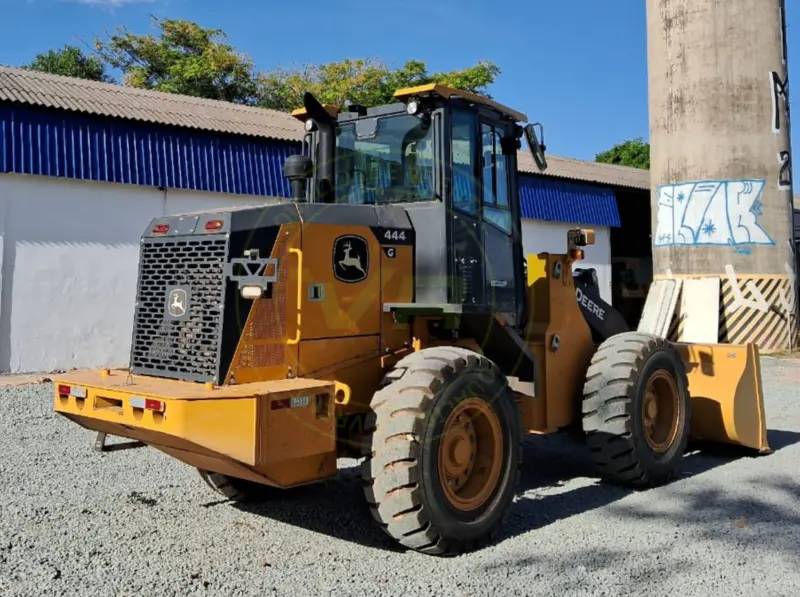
[286,84,547,331]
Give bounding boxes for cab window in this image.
[480,122,512,234]
[451,110,479,215]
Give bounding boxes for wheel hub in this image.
[642,370,681,453]
[438,398,503,512]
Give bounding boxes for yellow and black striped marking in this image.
[719,275,798,352]
[664,274,799,352]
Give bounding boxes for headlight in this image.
[240,285,264,299]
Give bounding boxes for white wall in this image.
[520,218,612,304]
[0,173,613,373]
[0,174,280,373]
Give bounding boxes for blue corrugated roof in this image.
[0,104,296,197]
[518,174,621,227]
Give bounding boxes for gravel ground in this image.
[2,357,800,597]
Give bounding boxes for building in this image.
[0,65,649,373]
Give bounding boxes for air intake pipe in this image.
[302,92,337,203]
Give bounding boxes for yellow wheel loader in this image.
[53,84,770,556]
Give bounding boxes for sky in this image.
[0,0,797,179]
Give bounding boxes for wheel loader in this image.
[53,84,770,556]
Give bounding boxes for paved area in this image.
[1,357,799,596]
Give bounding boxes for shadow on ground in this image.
[225,428,800,554]
[484,472,800,592]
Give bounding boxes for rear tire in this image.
[198,470,279,502]
[581,332,691,487]
[361,346,522,556]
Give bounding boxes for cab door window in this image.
[480,122,512,234]
[451,110,479,216]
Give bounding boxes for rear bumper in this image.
[54,369,339,488]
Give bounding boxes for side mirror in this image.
[524,123,548,172]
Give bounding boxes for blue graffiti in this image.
[655,179,774,247]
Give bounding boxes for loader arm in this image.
[573,268,630,343]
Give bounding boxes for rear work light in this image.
[151,223,170,235]
[204,219,223,232]
[57,384,87,398]
[129,396,166,413]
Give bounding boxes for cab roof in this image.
[290,83,527,124]
[393,83,527,123]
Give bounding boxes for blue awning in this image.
[518,175,621,227]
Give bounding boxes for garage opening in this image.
[610,187,652,329]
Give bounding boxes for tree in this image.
[595,138,650,170]
[22,44,113,83]
[79,16,499,111]
[93,17,259,104]
[256,58,501,112]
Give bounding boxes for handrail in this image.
[287,248,302,345]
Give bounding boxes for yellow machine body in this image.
[52,83,771,559]
[518,248,770,453]
[54,232,770,491]
[55,369,338,488]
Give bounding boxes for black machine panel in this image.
[452,212,485,306]
[129,205,289,384]
[483,223,516,324]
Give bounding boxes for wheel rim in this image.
[642,370,681,453]
[438,397,504,512]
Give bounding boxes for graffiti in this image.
[772,5,791,194]
[780,1,788,66]
[770,71,789,134]
[655,180,774,247]
[779,151,792,191]
[724,264,769,313]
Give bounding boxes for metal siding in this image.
[1,104,623,224]
[0,104,296,198]
[518,174,621,227]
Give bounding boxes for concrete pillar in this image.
[647,0,797,351]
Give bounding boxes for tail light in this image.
[129,396,166,413]
[57,384,87,398]
[152,223,170,235]
[204,219,223,232]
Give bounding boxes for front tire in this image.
[581,332,691,487]
[361,346,522,556]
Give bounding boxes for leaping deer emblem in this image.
[168,289,187,317]
[338,241,366,276]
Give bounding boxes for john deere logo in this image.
[333,235,369,284]
[166,287,189,319]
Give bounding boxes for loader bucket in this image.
[674,342,770,453]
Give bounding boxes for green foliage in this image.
[256,58,501,111]
[595,138,650,170]
[25,18,500,112]
[93,17,259,104]
[22,44,113,83]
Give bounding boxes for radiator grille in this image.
[130,236,228,382]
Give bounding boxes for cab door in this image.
[449,109,486,306]
[479,119,518,324]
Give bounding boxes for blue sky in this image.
[0,0,797,175]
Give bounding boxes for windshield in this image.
[334,114,435,204]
